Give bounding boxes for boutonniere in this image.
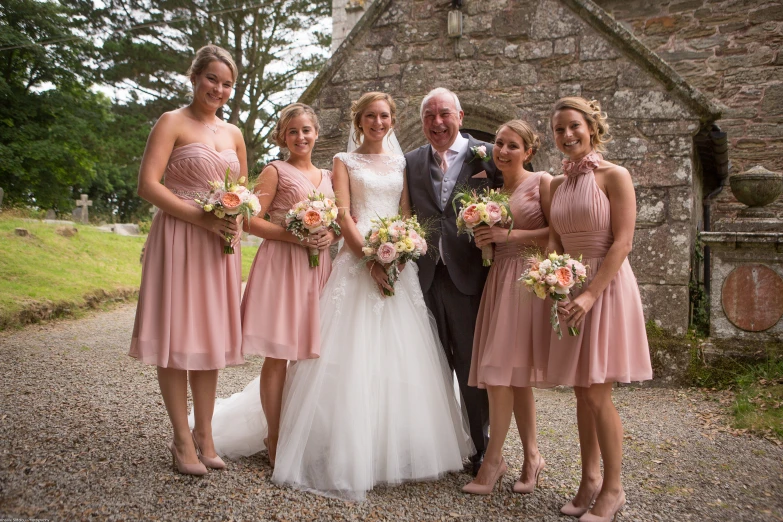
[468,145,489,164]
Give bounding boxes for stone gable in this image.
[307,0,726,334]
[594,0,783,222]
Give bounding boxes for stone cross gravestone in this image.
[75,194,92,224]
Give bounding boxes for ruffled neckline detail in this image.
[562,151,602,178]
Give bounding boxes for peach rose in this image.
[221,192,242,211]
[462,204,481,225]
[303,209,323,230]
[555,266,574,291]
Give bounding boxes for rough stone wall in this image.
[593,0,783,221]
[309,0,706,334]
[332,0,377,52]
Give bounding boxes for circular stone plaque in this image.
[722,264,783,332]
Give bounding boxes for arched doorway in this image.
[462,128,494,143]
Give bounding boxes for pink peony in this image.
[462,204,481,225]
[486,201,502,225]
[545,274,558,286]
[377,242,398,264]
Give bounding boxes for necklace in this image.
[201,120,218,134]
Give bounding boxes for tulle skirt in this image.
[271,249,474,500]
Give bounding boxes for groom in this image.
[405,87,502,475]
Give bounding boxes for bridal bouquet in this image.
[519,253,589,338]
[196,168,262,254]
[361,215,428,296]
[452,187,512,266]
[285,191,341,267]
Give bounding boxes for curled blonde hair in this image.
[551,97,612,153]
[351,92,397,145]
[187,44,238,82]
[497,119,541,160]
[271,103,320,149]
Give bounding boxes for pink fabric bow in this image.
[562,151,602,177]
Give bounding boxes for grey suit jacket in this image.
[405,133,503,295]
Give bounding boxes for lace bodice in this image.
[334,153,406,236]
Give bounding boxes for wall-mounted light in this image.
[448,10,462,38]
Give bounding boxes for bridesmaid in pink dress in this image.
[463,120,552,496]
[547,97,652,521]
[130,45,246,475]
[241,103,337,466]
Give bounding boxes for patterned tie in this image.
[434,150,448,174]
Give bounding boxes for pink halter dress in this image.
[130,143,243,370]
[240,160,334,360]
[546,152,652,387]
[469,172,551,389]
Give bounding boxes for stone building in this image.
[303,0,782,336]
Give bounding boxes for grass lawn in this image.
[0,216,258,328]
[731,358,783,440]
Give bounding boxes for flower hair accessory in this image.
[468,145,489,164]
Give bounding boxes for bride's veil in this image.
[347,122,404,156]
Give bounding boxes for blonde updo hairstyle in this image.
[497,119,541,161]
[351,92,397,145]
[551,97,612,153]
[271,103,320,149]
[187,44,238,84]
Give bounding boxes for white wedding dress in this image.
[204,152,473,500]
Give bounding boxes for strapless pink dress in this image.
[469,172,551,389]
[240,161,334,360]
[130,143,243,370]
[546,152,652,387]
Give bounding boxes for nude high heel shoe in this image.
[561,480,602,517]
[192,430,225,470]
[513,456,545,494]
[461,458,507,495]
[168,440,208,476]
[579,490,625,522]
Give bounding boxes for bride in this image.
[205,92,473,500]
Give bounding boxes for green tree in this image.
[89,101,153,222]
[0,0,108,210]
[101,0,331,170]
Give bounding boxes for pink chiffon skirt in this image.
[240,239,331,360]
[546,256,653,387]
[469,254,551,389]
[130,211,243,370]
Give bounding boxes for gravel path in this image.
[1,305,782,521]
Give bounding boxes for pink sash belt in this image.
[560,230,613,259]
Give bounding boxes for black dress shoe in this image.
[470,454,484,477]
